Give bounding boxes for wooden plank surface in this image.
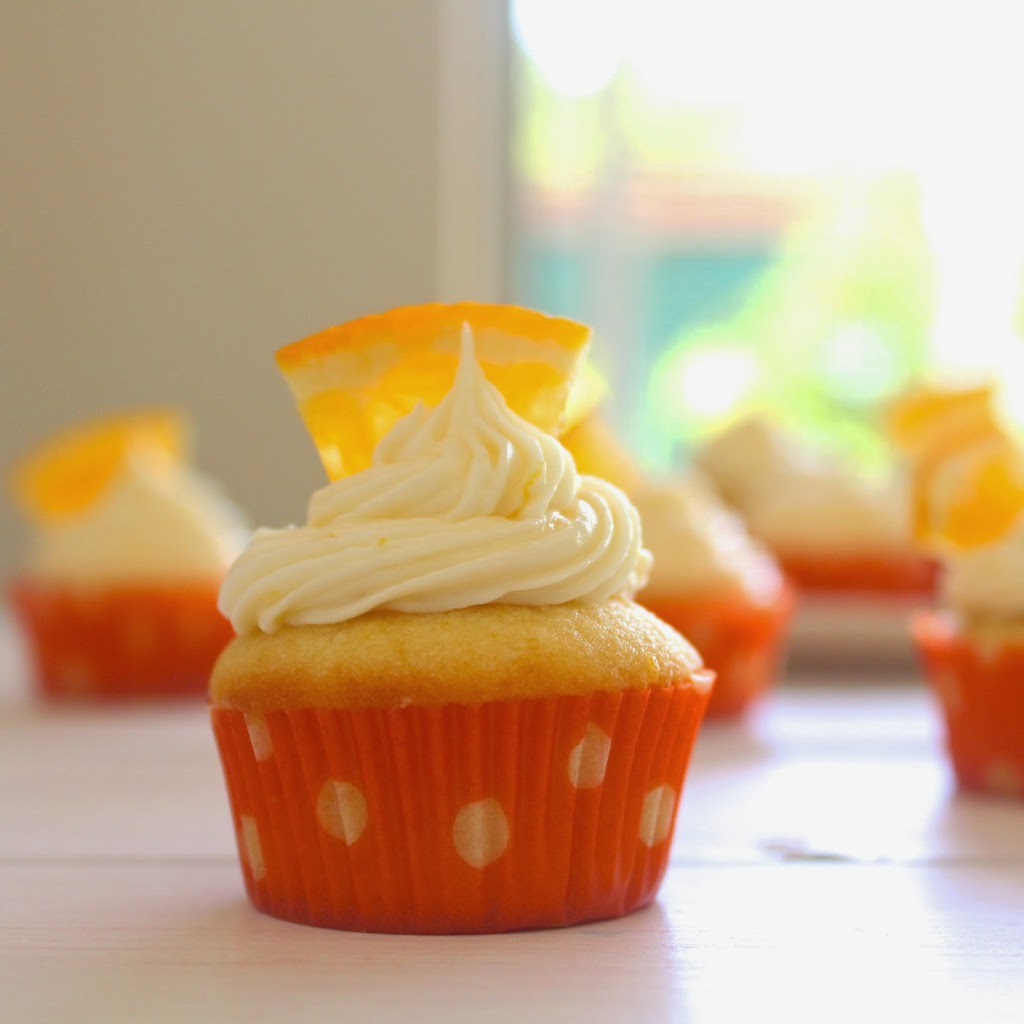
[2,614,1022,1022]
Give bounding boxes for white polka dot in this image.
[453,798,509,868]
[241,814,265,881]
[639,785,676,847]
[683,623,713,651]
[729,651,768,694]
[56,656,95,694]
[245,713,273,761]
[567,724,612,789]
[123,617,159,656]
[984,760,1023,797]
[316,781,368,845]
[931,667,963,715]
[178,613,211,649]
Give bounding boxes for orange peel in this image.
[276,303,591,479]
[10,410,186,523]
[888,384,1024,549]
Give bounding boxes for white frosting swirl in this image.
[220,331,651,635]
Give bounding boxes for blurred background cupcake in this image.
[892,385,1024,798]
[697,414,935,667]
[9,410,247,699]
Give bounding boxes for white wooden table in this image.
[2,614,1022,1023]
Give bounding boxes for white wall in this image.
[1,1,506,572]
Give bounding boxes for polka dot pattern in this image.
[245,713,273,761]
[241,814,265,881]
[567,723,612,789]
[931,667,962,715]
[211,682,711,933]
[453,798,510,868]
[984,760,1023,797]
[638,785,676,847]
[11,580,233,698]
[316,781,368,845]
[55,657,95,695]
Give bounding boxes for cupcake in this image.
[562,416,791,718]
[210,303,714,934]
[630,479,792,718]
[9,410,246,699]
[696,415,936,597]
[892,385,1024,797]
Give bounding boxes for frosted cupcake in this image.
[891,385,1024,797]
[630,478,792,718]
[9,411,246,698]
[696,415,935,596]
[210,304,714,934]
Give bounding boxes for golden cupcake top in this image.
[9,410,247,583]
[220,304,653,635]
[212,600,706,710]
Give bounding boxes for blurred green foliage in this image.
[651,174,935,469]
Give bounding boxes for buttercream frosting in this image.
[220,331,651,635]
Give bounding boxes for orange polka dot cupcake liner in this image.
[779,552,938,597]
[641,589,793,719]
[211,682,711,934]
[10,580,233,699]
[913,611,1024,798]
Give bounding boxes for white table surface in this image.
[2,615,1023,1023]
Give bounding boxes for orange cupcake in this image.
[892,384,1024,797]
[632,482,793,718]
[210,304,714,934]
[9,410,246,699]
[696,415,935,598]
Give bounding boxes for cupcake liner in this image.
[211,681,712,934]
[779,552,938,597]
[913,611,1024,798]
[10,579,232,699]
[641,589,793,718]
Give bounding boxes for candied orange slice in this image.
[276,303,591,478]
[10,410,185,522]
[561,415,643,492]
[888,383,1024,548]
[913,436,1024,549]
[887,384,999,457]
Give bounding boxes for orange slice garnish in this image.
[913,436,1024,549]
[887,384,1000,457]
[10,410,186,522]
[276,302,591,478]
[888,383,1024,548]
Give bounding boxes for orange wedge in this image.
[10,410,186,522]
[887,384,1000,457]
[913,436,1024,549]
[888,383,1024,548]
[276,303,591,479]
